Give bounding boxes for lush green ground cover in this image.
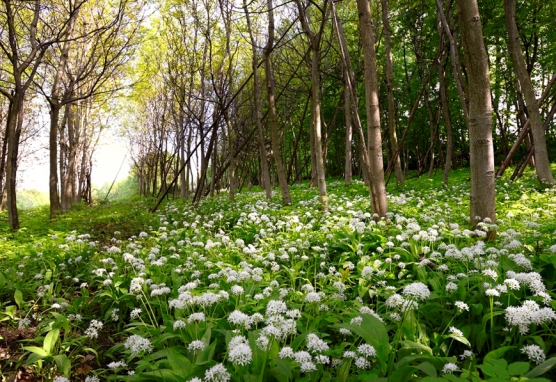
[1,168,556,381]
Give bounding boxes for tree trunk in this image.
[504,0,554,185]
[344,68,352,186]
[356,0,388,218]
[295,0,328,209]
[456,0,496,229]
[243,0,272,201]
[381,0,403,185]
[438,56,454,186]
[436,0,469,125]
[5,93,23,231]
[264,0,291,205]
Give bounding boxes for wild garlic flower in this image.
[485,289,500,297]
[505,300,556,334]
[188,312,206,323]
[85,320,103,339]
[402,282,430,300]
[279,346,295,359]
[188,340,205,351]
[204,363,230,382]
[449,326,464,337]
[521,344,545,364]
[124,334,153,356]
[442,362,459,374]
[173,320,186,330]
[228,336,252,366]
[357,343,376,357]
[306,333,329,353]
[107,361,127,369]
[130,308,142,320]
[454,301,469,311]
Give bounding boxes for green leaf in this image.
[53,354,71,376]
[43,328,60,355]
[447,334,471,347]
[23,346,48,358]
[478,359,510,379]
[166,347,192,373]
[415,361,437,378]
[400,340,433,356]
[524,357,556,378]
[389,365,417,382]
[507,361,530,376]
[483,346,515,362]
[334,313,390,374]
[14,289,23,309]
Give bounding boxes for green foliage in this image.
[0,169,556,381]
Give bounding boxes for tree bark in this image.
[243,0,272,201]
[263,0,291,205]
[456,0,496,229]
[381,0,403,186]
[343,67,352,186]
[295,0,329,209]
[356,0,388,218]
[504,0,554,185]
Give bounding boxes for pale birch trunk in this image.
[356,0,388,218]
[456,0,496,229]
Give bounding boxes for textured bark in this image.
[356,0,388,218]
[504,0,554,185]
[343,69,352,186]
[456,0,496,229]
[263,0,291,205]
[381,0,403,185]
[295,0,328,209]
[438,57,454,186]
[436,0,469,125]
[331,2,370,186]
[243,0,272,200]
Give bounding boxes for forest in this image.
[1,0,556,381]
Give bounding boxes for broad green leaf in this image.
[166,347,192,374]
[524,357,556,378]
[14,289,23,309]
[507,361,530,376]
[53,354,71,376]
[334,313,390,374]
[23,346,48,357]
[478,359,510,379]
[447,334,471,347]
[400,340,433,356]
[484,346,515,362]
[389,365,417,382]
[415,361,437,377]
[43,328,60,355]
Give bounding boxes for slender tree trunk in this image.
[436,0,469,125]
[264,0,291,205]
[438,57,454,186]
[5,93,23,230]
[331,1,372,187]
[243,0,272,200]
[295,0,328,209]
[456,0,496,229]
[344,68,352,185]
[381,0,403,185]
[357,0,388,218]
[504,0,554,185]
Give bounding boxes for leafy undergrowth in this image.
[1,168,556,381]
